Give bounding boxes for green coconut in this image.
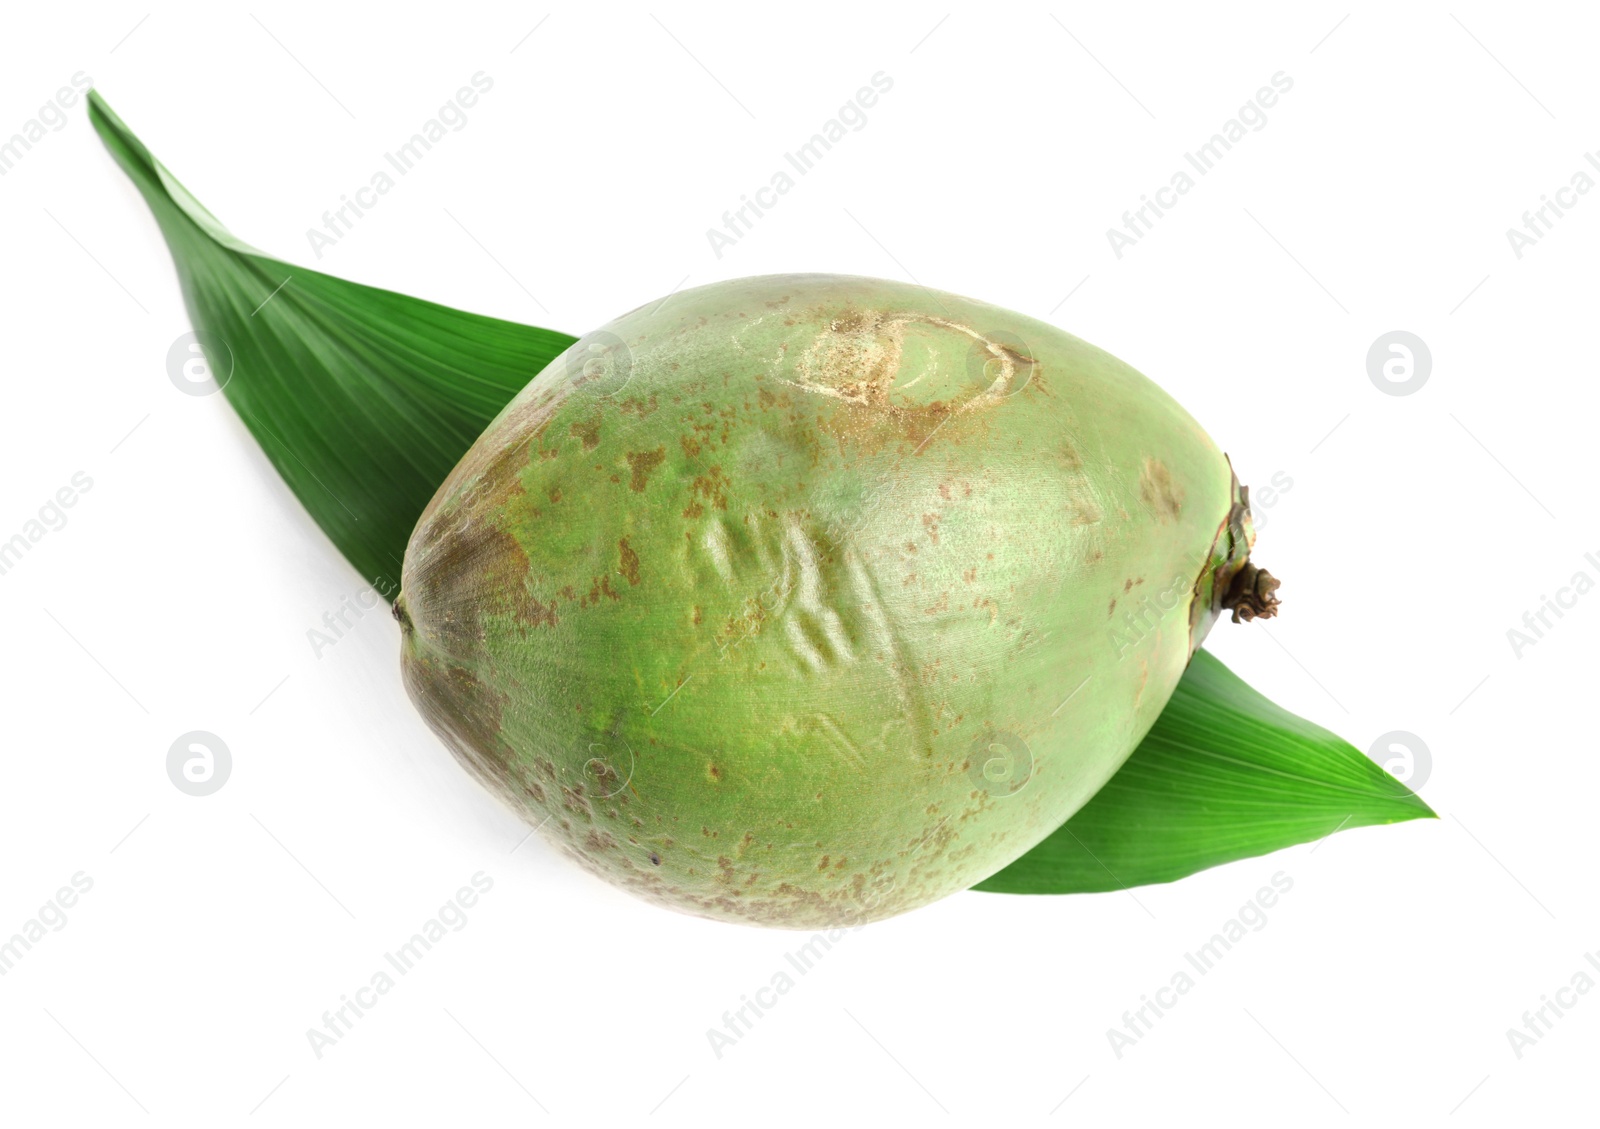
[396,273,1277,927]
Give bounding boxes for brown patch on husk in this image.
[1138,457,1184,521]
[618,538,641,586]
[626,446,666,492]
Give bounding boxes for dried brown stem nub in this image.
[1222,562,1281,624]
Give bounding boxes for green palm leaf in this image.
[88,90,576,595]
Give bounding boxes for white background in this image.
[0,2,1594,1125]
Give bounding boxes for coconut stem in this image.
[1222,562,1281,623]
[392,594,413,633]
